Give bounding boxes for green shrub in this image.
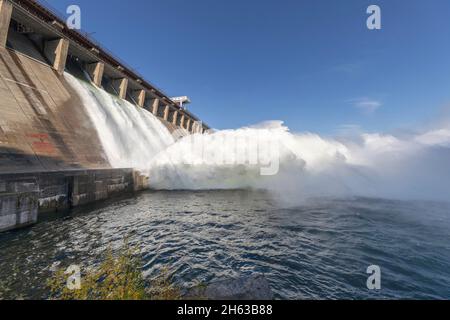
[48,243,181,300]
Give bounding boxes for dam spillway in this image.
[0,0,209,232]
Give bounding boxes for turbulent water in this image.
[0,191,449,299]
[1,73,449,299]
[65,73,175,169]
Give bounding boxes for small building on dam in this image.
[0,0,210,232]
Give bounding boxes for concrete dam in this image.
[0,0,210,232]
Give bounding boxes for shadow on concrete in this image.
[0,146,84,175]
[0,44,111,170]
[0,51,77,161]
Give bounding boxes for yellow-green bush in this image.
[48,243,181,300]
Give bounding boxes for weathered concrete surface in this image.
[86,61,104,87]
[133,170,149,192]
[0,174,38,232]
[163,105,170,121]
[172,110,178,125]
[43,38,69,75]
[0,168,145,232]
[0,43,109,174]
[70,169,134,207]
[185,274,274,300]
[132,89,146,107]
[112,77,128,99]
[0,0,12,48]
[149,98,159,116]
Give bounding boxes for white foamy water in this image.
[147,121,450,203]
[66,73,450,203]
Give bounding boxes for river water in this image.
[1,190,449,300]
[3,70,450,300]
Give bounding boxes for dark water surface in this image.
[0,190,449,299]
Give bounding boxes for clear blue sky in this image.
[44,0,450,135]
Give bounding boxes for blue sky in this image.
[44,0,450,135]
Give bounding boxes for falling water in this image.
[65,73,175,169]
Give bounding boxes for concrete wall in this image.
[0,41,142,232]
[0,27,205,173]
[0,43,110,174]
[0,9,203,233]
[70,169,134,207]
[0,173,39,232]
[0,168,147,232]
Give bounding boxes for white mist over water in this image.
[147,121,450,203]
[66,73,450,203]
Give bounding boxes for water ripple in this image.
[0,191,449,299]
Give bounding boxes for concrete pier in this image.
[193,122,201,133]
[186,119,192,131]
[86,61,105,87]
[0,169,147,232]
[112,78,128,99]
[163,105,170,121]
[44,38,69,75]
[150,98,159,115]
[0,0,12,47]
[172,110,178,125]
[133,89,146,107]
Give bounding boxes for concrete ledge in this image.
[0,191,39,232]
[0,168,148,232]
